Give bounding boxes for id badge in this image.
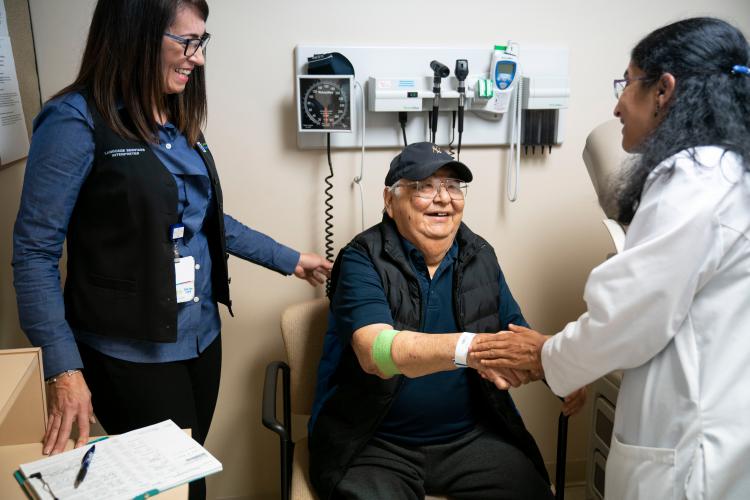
[175,256,196,303]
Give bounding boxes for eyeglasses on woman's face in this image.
[612,76,650,99]
[163,32,211,57]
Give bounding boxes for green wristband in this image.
[372,329,401,377]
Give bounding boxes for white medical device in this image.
[479,42,520,115]
[368,77,427,112]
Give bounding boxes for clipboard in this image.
[12,437,109,499]
[13,420,221,500]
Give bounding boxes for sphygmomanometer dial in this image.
[301,79,350,130]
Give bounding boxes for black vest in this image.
[64,102,231,342]
[309,215,549,499]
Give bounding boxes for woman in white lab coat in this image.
[470,17,750,500]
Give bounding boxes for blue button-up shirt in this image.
[12,93,300,377]
[310,236,528,444]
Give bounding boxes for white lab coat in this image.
[542,147,750,500]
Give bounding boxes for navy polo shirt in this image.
[310,236,528,445]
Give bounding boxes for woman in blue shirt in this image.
[12,2,330,498]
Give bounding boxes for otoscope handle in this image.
[429,60,450,144]
[431,104,439,142]
[455,59,468,135]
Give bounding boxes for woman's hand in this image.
[562,386,588,416]
[294,253,332,286]
[469,324,550,380]
[468,334,532,390]
[43,371,96,455]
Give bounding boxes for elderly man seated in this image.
[308,142,583,500]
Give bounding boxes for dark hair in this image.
[53,0,209,144]
[616,17,750,224]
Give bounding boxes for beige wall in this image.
[3,1,747,498]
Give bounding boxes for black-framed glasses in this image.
[613,76,650,99]
[390,177,468,200]
[29,472,59,500]
[163,32,211,57]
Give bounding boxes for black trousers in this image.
[78,334,222,500]
[332,426,554,500]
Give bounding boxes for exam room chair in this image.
[581,118,632,251]
[262,297,570,500]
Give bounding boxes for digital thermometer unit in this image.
[495,60,517,91]
[480,43,520,115]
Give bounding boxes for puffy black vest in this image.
[64,102,231,342]
[310,215,549,499]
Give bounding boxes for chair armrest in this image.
[262,361,294,500]
[262,361,291,441]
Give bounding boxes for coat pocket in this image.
[88,273,137,293]
[606,433,676,500]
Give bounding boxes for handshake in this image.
[467,324,587,416]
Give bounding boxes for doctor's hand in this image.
[44,371,96,455]
[468,334,532,390]
[469,324,550,380]
[294,252,332,286]
[562,386,587,417]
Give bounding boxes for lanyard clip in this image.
[169,223,185,263]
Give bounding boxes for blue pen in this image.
[74,445,96,488]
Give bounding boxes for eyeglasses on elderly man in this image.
[389,177,468,200]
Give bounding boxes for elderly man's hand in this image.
[294,253,332,286]
[469,324,549,379]
[476,366,533,390]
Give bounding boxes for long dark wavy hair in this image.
[615,17,750,224]
[53,0,209,144]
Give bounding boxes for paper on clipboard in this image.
[17,420,222,500]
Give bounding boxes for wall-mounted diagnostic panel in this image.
[297,75,353,133]
[294,45,569,150]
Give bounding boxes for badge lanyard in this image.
[170,223,195,303]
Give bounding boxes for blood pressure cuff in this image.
[307,52,354,76]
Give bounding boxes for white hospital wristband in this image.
[454,332,476,367]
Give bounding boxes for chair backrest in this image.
[582,119,632,220]
[280,297,330,416]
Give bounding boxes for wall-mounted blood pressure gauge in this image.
[297,75,353,133]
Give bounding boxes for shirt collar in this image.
[115,98,177,136]
[400,236,458,276]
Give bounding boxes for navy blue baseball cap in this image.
[385,142,473,186]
